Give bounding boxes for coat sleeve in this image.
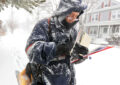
[25,20,56,65]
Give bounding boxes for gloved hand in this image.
[73,43,88,55]
[55,42,70,56]
[71,43,88,64]
[53,33,73,56]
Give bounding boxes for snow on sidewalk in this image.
[75,44,120,85]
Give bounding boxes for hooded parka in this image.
[25,0,87,85]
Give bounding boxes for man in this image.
[25,0,88,85]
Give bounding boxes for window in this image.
[103,28,108,33]
[89,26,98,35]
[117,10,120,19]
[86,14,91,23]
[116,28,119,32]
[111,10,117,20]
[94,30,97,34]
[111,10,120,20]
[95,14,98,21]
[104,0,109,7]
[91,15,94,22]
[112,14,116,19]
[100,11,109,21]
[91,13,98,22]
[112,25,120,33]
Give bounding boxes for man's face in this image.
[65,12,79,23]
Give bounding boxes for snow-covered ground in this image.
[0,29,120,85]
[75,45,120,85]
[0,29,29,85]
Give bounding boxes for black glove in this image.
[71,43,88,64]
[55,42,70,56]
[53,33,73,56]
[73,43,88,55]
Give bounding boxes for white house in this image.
[84,0,120,39]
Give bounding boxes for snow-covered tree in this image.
[0,0,46,13]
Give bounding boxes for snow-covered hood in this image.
[52,0,87,29]
[53,0,87,20]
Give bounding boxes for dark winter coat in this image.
[25,0,87,85]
